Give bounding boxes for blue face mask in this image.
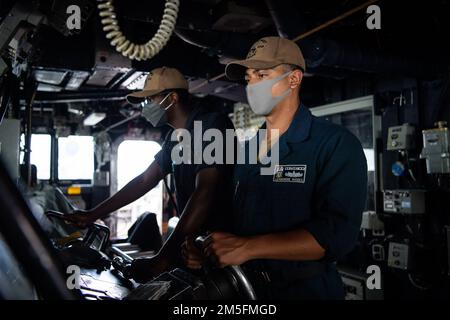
[245,71,292,116]
[141,92,174,127]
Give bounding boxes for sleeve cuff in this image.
[302,220,336,262]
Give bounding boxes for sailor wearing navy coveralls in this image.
[200,37,368,299]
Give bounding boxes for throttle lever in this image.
[112,256,132,279]
[194,235,207,250]
[194,235,257,299]
[194,235,214,271]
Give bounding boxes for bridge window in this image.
[58,136,94,180]
[115,140,163,238]
[20,134,51,180]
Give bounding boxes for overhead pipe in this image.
[264,0,307,39]
[29,90,130,104]
[175,0,446,78]
[264,0,446,77]
[174,28,259,59]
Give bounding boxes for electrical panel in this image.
[361,211,385,237]
[361,211,384,230]
[388,242,410,270]
[387,124,415,151]
[420,121,450,174]
[383,190,425,214]
[372,244,385,262]
[339,268,383,300]
[341,274,365,300]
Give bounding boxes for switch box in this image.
[420,121,450,174]
[388,242,410,270]
[383,190,425,214]
[387,124,415,151]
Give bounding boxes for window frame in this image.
[310,95,382,212]
[56,135,95,184]
[20,133,52,181]
[109,137,164,238]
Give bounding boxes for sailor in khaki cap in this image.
[126,67,190,127]
[185,37,367,299]
[127,67,190,127]
[66,67,235,283]
[225,36,306,81]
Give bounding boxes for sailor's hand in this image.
[203,232,252,268]
[182,237,205,270]
[129,255,170,283]
[63,210,97,229]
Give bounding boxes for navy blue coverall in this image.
[232,104,368,299]
[154,107,235,233]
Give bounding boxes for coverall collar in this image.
[285,104,313,143]
[184,107,204,130]
[250,104,313,167]
[276,104,313,161]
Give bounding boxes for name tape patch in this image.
[273,165,307,183]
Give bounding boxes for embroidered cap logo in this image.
[246,39,268,59]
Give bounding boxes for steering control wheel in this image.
[194,236,257,300]
[45,210,112,270]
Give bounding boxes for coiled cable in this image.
[97,0,180,61]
